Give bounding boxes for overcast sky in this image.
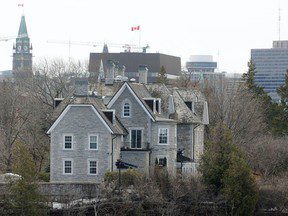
[0,0,287,73]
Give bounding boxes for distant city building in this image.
[184,55,224,90]
[186,55,217,73]
[251,40,288,101]
[12,15,33,78]
[89,52,181,83]
[225,73,245,94]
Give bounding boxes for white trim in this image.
[47,104,114,134]
[158,127,169,145]
[122,99,132,118]
[63,134,73,150]
[129,127,144,149]
[63,159,73,175]
[107,82,155,121]
[88,134,99,150]
[87,159,98,175]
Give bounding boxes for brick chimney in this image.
[138,65,148,84]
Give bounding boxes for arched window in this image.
[123,102,131,117]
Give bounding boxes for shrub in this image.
[104,169,142,187]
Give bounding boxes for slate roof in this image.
[146,84,203,124]
[51,94,127,135]
[93,82,208,124]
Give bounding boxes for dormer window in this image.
[144,98,161,114]
[185,101,195,113]
[122,100,131,117]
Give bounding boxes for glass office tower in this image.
[251,41,288,101]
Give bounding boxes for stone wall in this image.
[121,150,150,176]
[50,106,120,183]
[0,182,99,202]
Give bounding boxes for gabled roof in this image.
[146,84,203,124]
[47,96,127,135]
[107,82,156,121]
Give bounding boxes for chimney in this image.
[74,78,89,96]
[138,65,148,84]
[105,60,115,85]
[118,64,126,77]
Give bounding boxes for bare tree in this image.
[31,58,89,108]
[0,81,32,172]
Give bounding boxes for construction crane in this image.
[0,34,27,42]
[47,40,150,58]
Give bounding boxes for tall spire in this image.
[18,15,28,37]
[102,43,109,53]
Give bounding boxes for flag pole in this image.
[139,26,141,48]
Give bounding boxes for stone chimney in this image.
[138,65,148,84]
[105,60,115,85]
[74,78,89,96]
[118,64,126,77]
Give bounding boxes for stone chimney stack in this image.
[118,64,126,77]
[138,65,148,84]
[74,78,89,96]
[105,60,115,85]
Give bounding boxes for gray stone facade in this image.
[49,105,122,183]
[49,81,209,182]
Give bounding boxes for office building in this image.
[89,52,181,83]
[251,41,288,101]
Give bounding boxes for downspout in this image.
[192,124,200,162]
[111,135,117,171]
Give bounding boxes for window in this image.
[159,128,168,144]
[63,160,72,174]
[123,102,131,117]
[89,135,98,150]
[64,135,73,149]
[88,160,97,175]
[131,129,142,149]
[155,157,167,167]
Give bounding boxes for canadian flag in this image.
[131,26,140,31]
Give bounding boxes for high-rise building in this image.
[251,41,288,101]
[12,15,33,78]
[186,55,217,73]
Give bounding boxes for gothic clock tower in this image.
[12,15,33,78]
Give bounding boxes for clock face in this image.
[17,45,21,51]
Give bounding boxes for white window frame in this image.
[122,100,131,118]
[87,159,98,175]
[130,128,143,149]
[63,134,73,150]
[158,128,169,145]
[88,134,98,150]
[63,159,73,175]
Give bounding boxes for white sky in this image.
[0,0,288,73]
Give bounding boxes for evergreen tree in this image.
[157,66,168,84]
[277,69,288,102]
[242,59,271,103]
[7,143,47,215]
[199,123,258,215]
